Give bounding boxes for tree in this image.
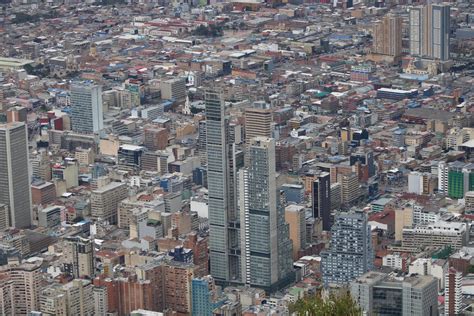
[289,290,361,316]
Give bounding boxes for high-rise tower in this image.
[70,82,103,133]
[239,137,294,292]
[206,89,242,284]
[0,122,32,228]
[372,13,403,58]
[321,211,373,286]
[410,4,451,61]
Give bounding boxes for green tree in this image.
[289,290,361,316]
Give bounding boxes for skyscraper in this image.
[239,137,294,292]
[0,122,32,228]
[321,211,373,286]
[372,13,403,58]
[410,4,451,61]
[206,89,242,284]
[70,82,103,133]
[312,172,331,231]
[191,276,226,316]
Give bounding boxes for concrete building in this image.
[285,204,306,260]
[445,267,462,315]
[51,160,79,189]
[38,206,62,228]
[239,137,294,292]
[372,14,402,59]
[70,82,103,133]
[143,126,168,151]
[321,211,373,286]
[39,284,68,316]
[409,258,448,290]
[351,272,438,316]
[339,173,360,205]
[409,4,451,61]
[0,260,42,315]
[64,236,95,279]
[0,122,32,228]
[63,279,94,316]
[402,221,467,250]
[31,180,56,206]
[160,78,186,101]
[91,181,128,224]
[244,107,272,144]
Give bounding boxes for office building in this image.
[144,126,168,151]
[312,172,331,231]
[118,144,145,169]
[285,204,306,260]
[281,183,304,204]
[197,120,207,165]
[445,267,462,315]
[161,78,186,101]
[409,4,451,61]
[239,137,294,292]
[402,221,467,250]
[244,106,272,144]
[64,236,95,279]
[206,90,242,284]
[191,276,226,316]
[91,181,128,224]
[321,211,373,286]
[0,204,9,231]
[141,150,168,174]
[350,148,376,177]
[70,82,103,133]
[340,173,360,205]
[30,150,52,181]
[38,206,62,228]
[0,122,32,228]
[447,162,474,199]
[31,180,56,206]
[409,258,447,291]
[372,14,403,59]
[351,271,438,316]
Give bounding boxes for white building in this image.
[409,258,447,290]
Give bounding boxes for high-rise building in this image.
[340,173,360,205]
[91,181,128,224]
[191,276,226,316]
[445,267,462,315]
[321,211,373,286]
[244,106,272,144]
[206,89,242,284]
[351,271,439,316]
[372,13,403,58]
[64,236,95,279]
[70,82,103,133]
[0,122,32,228]
[350,148,376,177]
[285,204,307,260]
[239,137,294,292]
[198,120,207,165]
[0,259,42,315]
[409,4,451,61]
[447,162,474,199]
[312,172,331,231]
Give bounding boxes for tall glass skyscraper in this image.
[321,211,373,286]
[239,137,294,292]
[0,122,32,228]
[70,82,103,133]
[206,89,242,284]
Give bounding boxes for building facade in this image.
[70,82,103,133]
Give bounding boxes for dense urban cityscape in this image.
[0,0,473,314]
